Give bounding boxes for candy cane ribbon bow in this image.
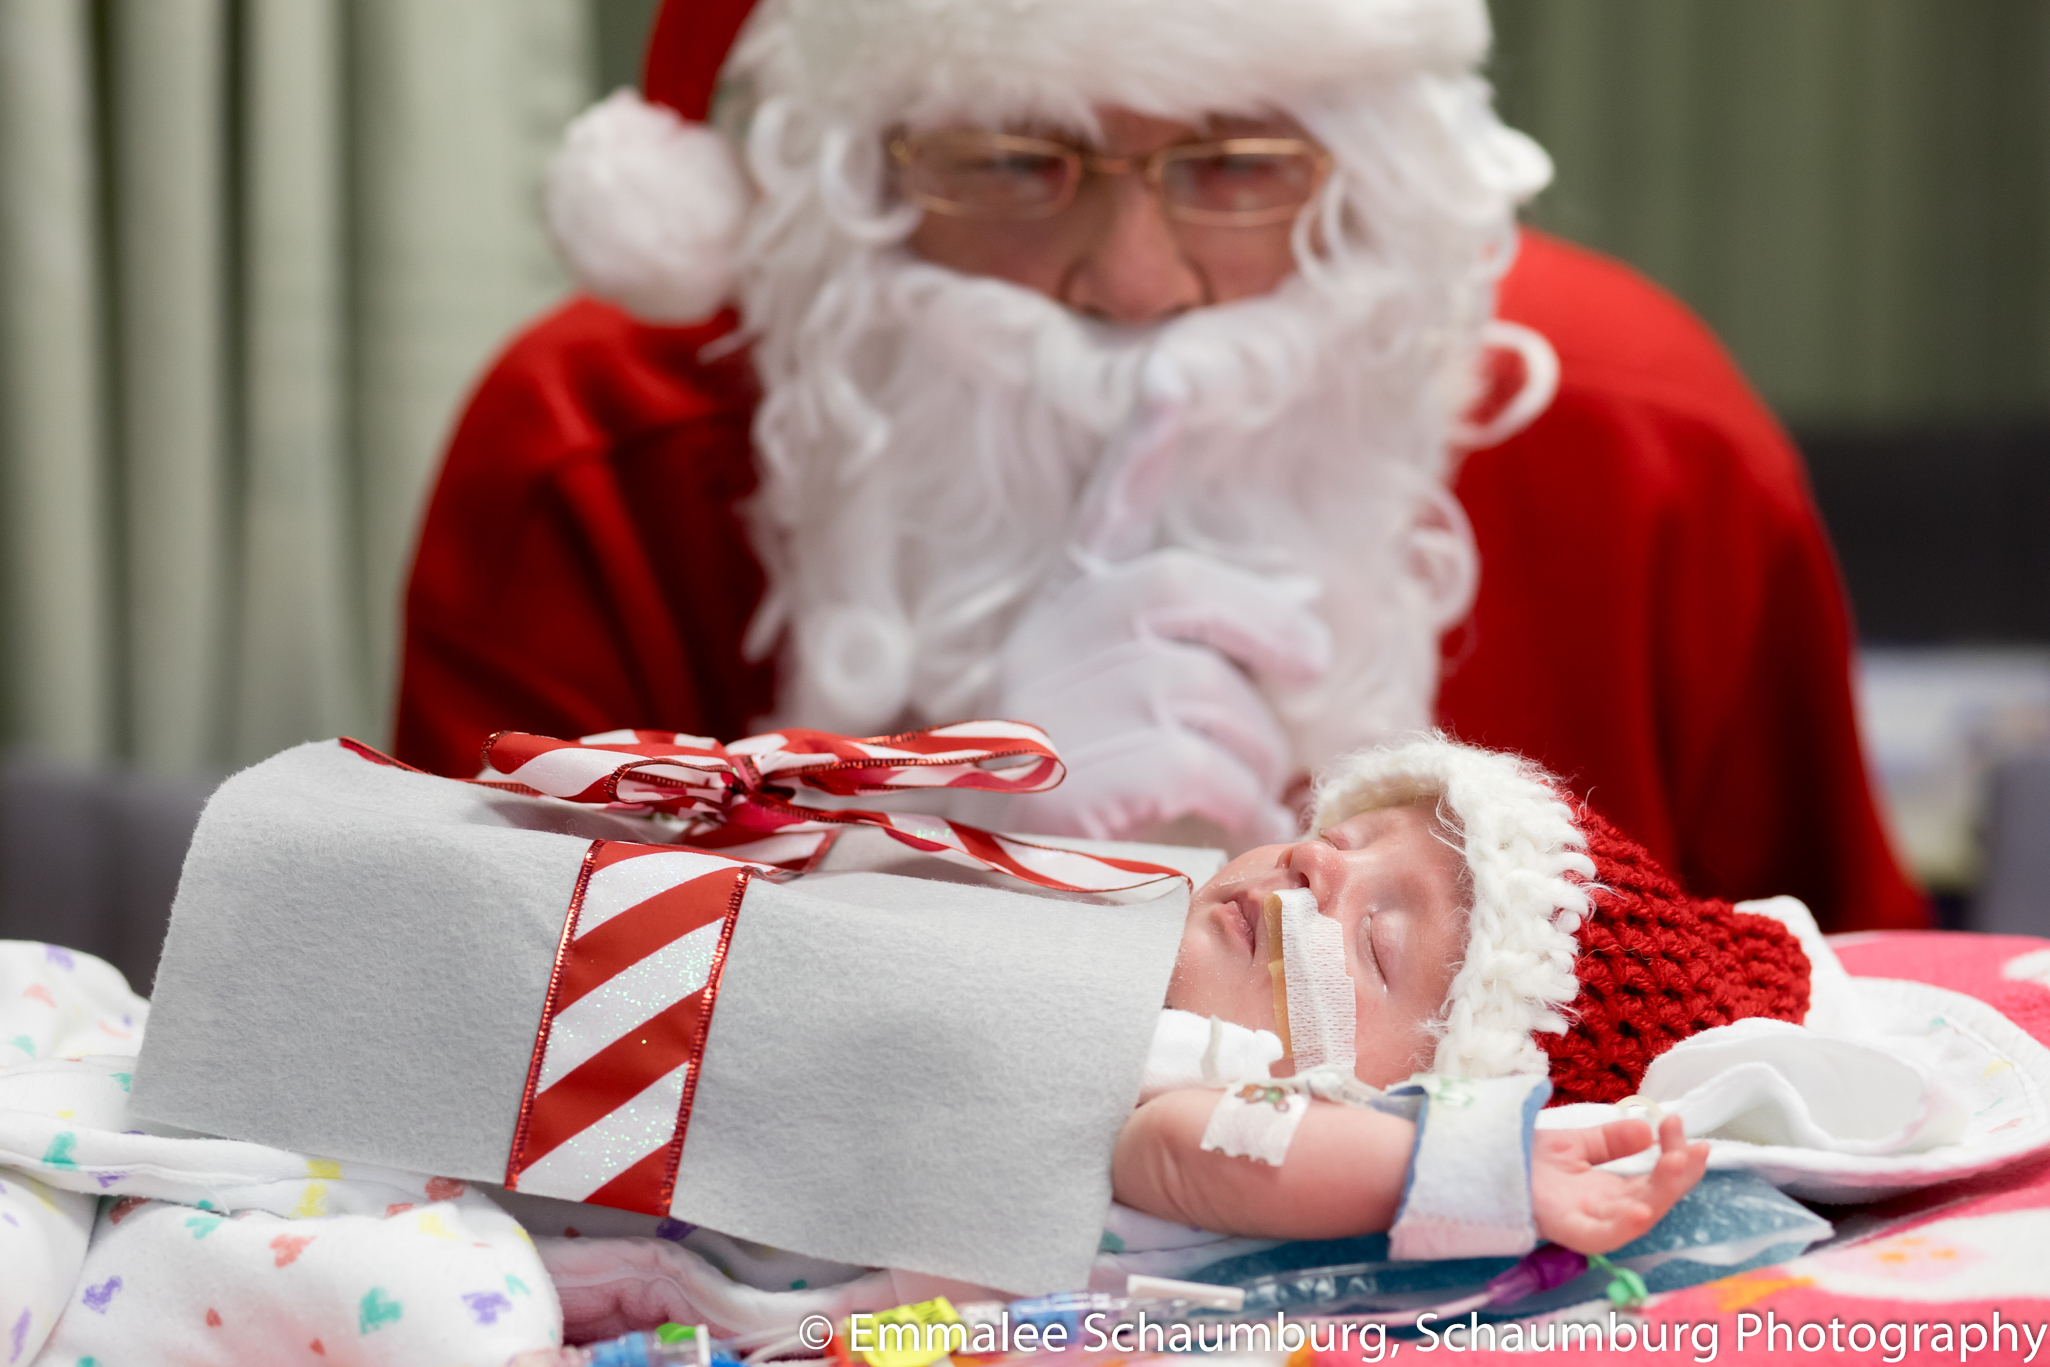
[482,720,1185,897]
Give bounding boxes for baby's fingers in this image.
[1542,1187,1660,1255]
[1643,1116,1710,1215]
[1572,1117,1656,1166]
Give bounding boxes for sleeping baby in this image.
[1105,728,1818,1257]
[1122,791,1706,1258]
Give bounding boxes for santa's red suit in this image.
[395,0,1923,933]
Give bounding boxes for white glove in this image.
[995,549,1331,846]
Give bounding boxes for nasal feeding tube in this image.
[1263,887,1355,1071]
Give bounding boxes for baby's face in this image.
[1166,801,1468,1086]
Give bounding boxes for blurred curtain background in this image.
[0,0,600,776]
[0,0,2047,966]
[1494,0,2050,434]
[0,0,653,983]
[1492,0,2050,646]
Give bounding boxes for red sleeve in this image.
[393,299,775,776]
[1440,232,1926,933]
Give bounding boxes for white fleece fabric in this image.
[135,740,1192,1297]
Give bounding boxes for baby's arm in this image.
[1114,1090,1707,1254]
[1113,1088,1416,1240]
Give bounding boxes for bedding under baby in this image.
[10,923,2049,1363]
[10,726,2050,1362]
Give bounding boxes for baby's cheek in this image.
[1351,1012,1440,1088]
[1166,960,1269,1032]
[1163,961,1230,1018]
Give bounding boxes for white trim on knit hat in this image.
[1310,735,1594,1080]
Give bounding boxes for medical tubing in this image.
[850,1254,1594,1361]
[1215,1241,1589,1323]
[507,1324,740,1367]
[979,1256,1573,1337]
[951,1287,1244,1346]
[1484,1243,1589,1303]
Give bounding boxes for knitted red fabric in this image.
[1539,807,1811,1105]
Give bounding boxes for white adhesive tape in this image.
[1271,886,1356,1072]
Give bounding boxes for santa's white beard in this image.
[744,252,1481,780]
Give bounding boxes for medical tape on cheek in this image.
[1267,888,1357,1072]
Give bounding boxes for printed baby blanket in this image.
[0,939,558,1366]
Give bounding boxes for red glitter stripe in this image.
[507,860,751,1211]
[552,868,740,1009]
[953,823,1182,886]
[337,736,428,772]
[582,1142,679,1215]
[516,990,712,1166]
[654,868,750,1214]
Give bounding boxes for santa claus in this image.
[396,0,1922,931]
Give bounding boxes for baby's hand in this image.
[1531,1114,1708,1255]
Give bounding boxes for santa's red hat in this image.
[544,0,1498,325]
[1312,737,1812,1105]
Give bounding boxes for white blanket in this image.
[0,941,560,1366]
[1536,900,2050,1201]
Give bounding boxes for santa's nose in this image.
[1060,176,1207,325]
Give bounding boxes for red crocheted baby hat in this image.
[1310,735,1811,1103]
[1537,804,1810,1104]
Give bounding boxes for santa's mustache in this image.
[738,245,1478,776]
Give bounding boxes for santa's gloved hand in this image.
[994,549,1330,845]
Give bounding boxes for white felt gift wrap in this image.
[132,740,1190,1294]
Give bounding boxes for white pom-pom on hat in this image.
[544,89,749,324]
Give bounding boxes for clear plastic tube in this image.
[943,1280,1248,1356]
[507,1324,739,1367]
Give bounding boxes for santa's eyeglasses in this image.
[887,130,1333,226]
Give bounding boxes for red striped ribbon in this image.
[482,720,1185,896]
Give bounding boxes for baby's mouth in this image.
[1229,893,1261,955]
[1225,877,1309,960]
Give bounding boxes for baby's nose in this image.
[1284,839,1349,910]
